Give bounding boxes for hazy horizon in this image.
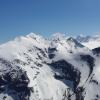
[0,32,100,44]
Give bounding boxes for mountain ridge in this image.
[0,33,100,100]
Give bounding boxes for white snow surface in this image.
[0,33,100,100]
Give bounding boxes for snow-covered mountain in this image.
[76,35,100,49]
[0,33,100,100]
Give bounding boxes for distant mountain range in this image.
[0,33,100,100]
[76,35,100,49]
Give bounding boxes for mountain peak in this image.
[26,32,44,40]
[67,37,84,48]
[51,33,67,40]
[0,32,100,100]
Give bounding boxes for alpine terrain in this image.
[0,33,100,100]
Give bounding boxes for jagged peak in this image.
[51,32,68,40]
[67,37,80,43]
[26,32,45,41]
[0,33,43,46]
[66,37,84,48]
[67,37,75,41]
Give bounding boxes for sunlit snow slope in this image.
[0,33,100,100]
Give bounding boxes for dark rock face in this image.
[49,60,81,91]
[48,54,55,59]
[0,58,32,100]
[34,46,47,58]
[49,60,92,100]
[48,47,57,59]
[92,47,100,55]
[48,48,57,53]
[80,55,95,77]
[0,70,32,100]
[67,37,84,48]
[75,87,84,100]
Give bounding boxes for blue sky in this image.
[0,0,100,43]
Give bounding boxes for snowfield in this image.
[0,33,100,100]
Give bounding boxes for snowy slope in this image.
[0,33,100,100]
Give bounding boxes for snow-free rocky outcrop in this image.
[0,33,100,100]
